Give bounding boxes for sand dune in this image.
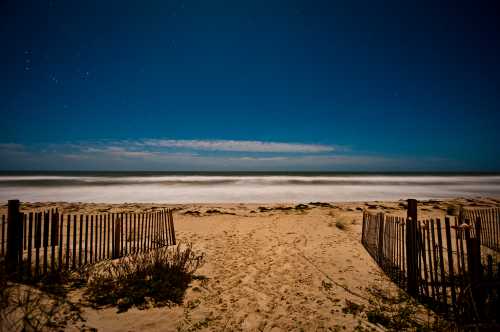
[3,197,499,331]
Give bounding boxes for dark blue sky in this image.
[1,0,499,171]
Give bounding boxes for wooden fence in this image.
[1,200,176,280]
[461,207,500,252]
[362,199,500,327]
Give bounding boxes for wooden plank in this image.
[154,211,158,248]
[133,213,137,252]
[162,210,166,245]
[458,219,466,280]
[19,213,25,270]
[145,212,149,250]
[148,212,152,250]
[170,210,176,245]
[101,214,106,260]
[23,213,27,250]
[99,214,102,261]
[113,215,122,258]
[143,212,148,251]
[445,218,457,312]
[58,213,63,271]
[94,215,98,262]
[142,212,147,251]
[72,215,77,268]
[153,212,156,248]
[127,213,131,253]
[111,213,115,258]
[1,215,5,256]
[436,219,447,310]
[35,213,41,278]
[66,214,70,269]
[418,221,429,298]
[139,212,143,251]
[43,211,49,276]
[89,215,94,263]
[163,210,168,245]
[395,217,399,282]
[79,215,83,267]
[406,199,418,296]
[167,210,171,245]
[430,219,439,303]
[84,215,88,265]
[167,211,172,246]
[103,214,107,259]
[50,211,56,273]
[454,217,462,282]
[496,208,500,251]
[27,212,33,277]
[124,213,128,255]
[109,213,112,258]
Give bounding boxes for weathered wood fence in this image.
[362,199,500,327]
[1,200,176,280]
[461,207,500,252]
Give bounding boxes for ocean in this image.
[0,172,499,203]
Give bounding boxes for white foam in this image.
[0,174,499,203]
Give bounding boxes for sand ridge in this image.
[3,197,499,331]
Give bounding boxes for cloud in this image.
[0,139,456,171]
[136,139,336,153]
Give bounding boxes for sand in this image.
[3,197,500,331]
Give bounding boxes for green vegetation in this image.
[85,243,205,312]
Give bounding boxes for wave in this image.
[1,174,499,203]
[2,174,500,186]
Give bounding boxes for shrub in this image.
[85,243,204,312]
[335,218,349,230]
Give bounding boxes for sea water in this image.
[0,172,499,203]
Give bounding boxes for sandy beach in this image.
[2,197,498,331]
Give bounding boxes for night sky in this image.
[1,1,499,171]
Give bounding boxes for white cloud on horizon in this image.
[0,139,457,171]
[135,139,337,153]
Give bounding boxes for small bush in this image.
[85,243,204,312]
[335,218,349,230]
[446,205,460,216]
[342,299,364,316]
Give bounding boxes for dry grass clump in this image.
[85,243,204,312]
[335,218,349,230]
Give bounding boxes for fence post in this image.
[406,199,418,296]
[6,199,22,274]
[468,218,484,317]
[113,217,122,258]
[377,212,385,265]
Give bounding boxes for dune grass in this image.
[85,243,204,312]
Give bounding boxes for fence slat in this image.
[170,210,176,245]
[35,212,41,278]
[58,213,63,271]
[418,221,429,298]
[1,215,5,256]
[72,215,77,269]
[436,219,447,312]
[66,215,70,269]
[43,211,49,275]
[27,213,33,277]
[444,217,457,312]
[133,213,137,253]
[99,214,103,260]
[79,215,83,267]
[89,215,94,263]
